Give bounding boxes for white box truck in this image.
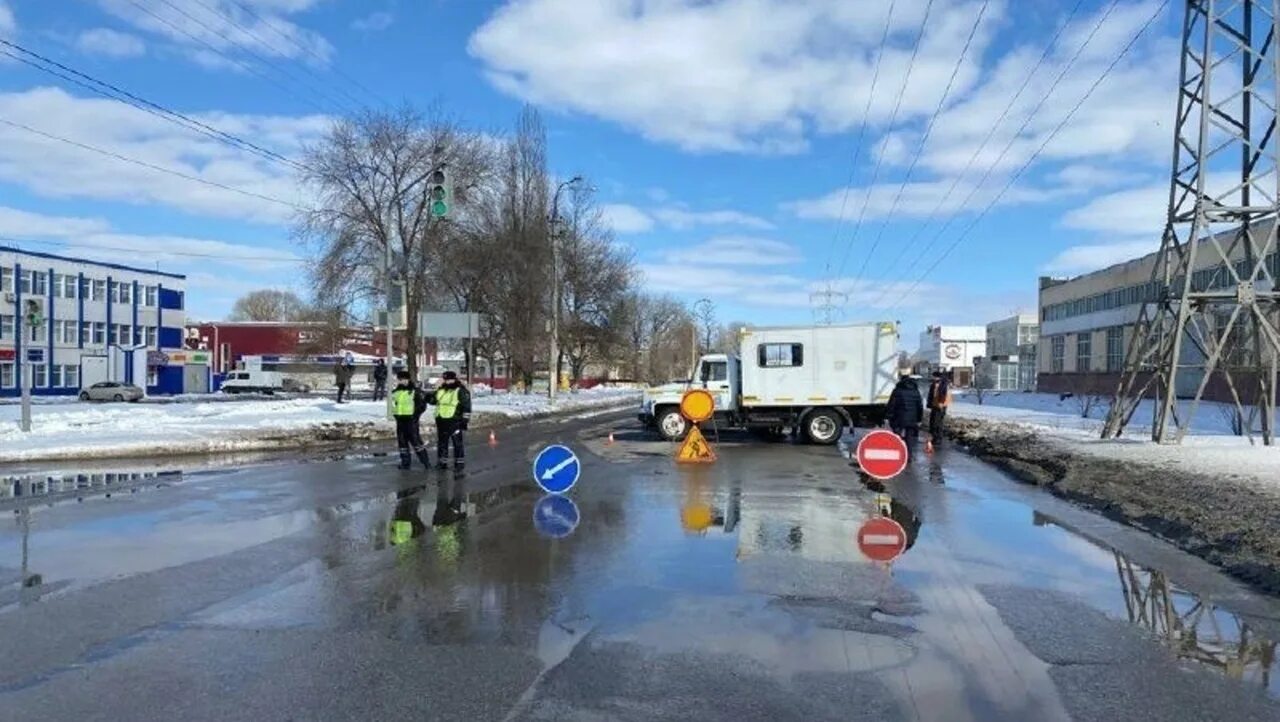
[639,322,898,445]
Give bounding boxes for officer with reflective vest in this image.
[429,370,472,472]
[391,370,431,470]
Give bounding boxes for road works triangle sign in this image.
[676,426,717,463]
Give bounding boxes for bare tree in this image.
[713,321,747,354]
[228,289,307,322]
[296,106,491,378]
[1066,374,1109,418]
[692,298,716,352]
[619,293,692,383]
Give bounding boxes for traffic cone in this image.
[607,431,615,445]
[488,429,498,446]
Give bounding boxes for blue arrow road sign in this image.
[533,444,580,494]
[533,494,580,539]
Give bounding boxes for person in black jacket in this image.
[885,374,925,445]
[372,359,388,401]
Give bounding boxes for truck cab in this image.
[640,353,741,440]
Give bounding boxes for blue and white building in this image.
[1,246,193,398]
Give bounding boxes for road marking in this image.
[863,449,903,461]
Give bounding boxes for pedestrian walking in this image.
[885,374,925,446]
[429,370,472,472]
[927,371,952,444]
[391,370,431,470]
[372,359,388,401]
[333,360,354,404]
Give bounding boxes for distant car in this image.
[79,381,144,403]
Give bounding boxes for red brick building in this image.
[184,322,430,374]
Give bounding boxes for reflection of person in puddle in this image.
[389,491,427,548]
[888,498,922,552]
[432,473,468,527]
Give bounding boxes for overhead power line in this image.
[832,0,937,283]
[850,0,991,292]
[0,115,310,211]
[125,0,334,115]
[867,0,1090,306]
[0,38,304,172]
[0,234,306,263]
[819,0,899,279]
[187,0,372,111]
[885,0,1171,312]
[227,0,387,108]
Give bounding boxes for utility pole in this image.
[549,176,583,401]
[19,298,42,432]
[1104,0,1280,445]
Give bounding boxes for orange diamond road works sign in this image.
[679,389,715,422]
[676,426,717,463]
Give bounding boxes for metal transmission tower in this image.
[1104,0,1280,445]
[810,287,848,325]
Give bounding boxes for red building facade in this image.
[185,322,431,374]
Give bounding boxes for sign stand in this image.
[675,389,718,464]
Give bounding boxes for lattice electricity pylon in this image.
[810,287,848,325]
[1103,0,1280,445]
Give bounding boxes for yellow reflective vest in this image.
[435,387,460,419]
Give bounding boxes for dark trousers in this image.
[929,408,948,442]
[893,425,919,446]
[395,416,429,468]
[436,417,465,465]
[372,380,386,401]
[336,383,348,403]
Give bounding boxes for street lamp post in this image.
[549,176,583,401]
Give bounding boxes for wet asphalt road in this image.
[2,410,1280,721]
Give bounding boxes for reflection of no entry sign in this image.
[533,444,580,494]
[533,494,580,539]
[857,516,908,563]
[856,430,909,480]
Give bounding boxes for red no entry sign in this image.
[855,429,909,480]
[857,516,908,563]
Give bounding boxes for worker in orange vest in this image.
[927,371,952,445]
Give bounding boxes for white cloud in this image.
[0,1,15,37]
[0,207,112,238]
[1042,240,1156,275]
[600,203,654,234]
[76,27,147,58]
[96,0,334,68]
[351,11,393,32]
[470,0,1001,153]
[0,87,323,224]
[788,176,1061,221]
[652,208,774,230]
[663,236,801,266]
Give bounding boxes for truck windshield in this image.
[701,361,728,382]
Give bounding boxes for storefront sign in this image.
[147,350,170,367]
[0,348,14,361]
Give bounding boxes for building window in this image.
[144,285,158,306]
[52,273,65,298]
[91,279,106,302]
[50,364,63,388]
[1106,327,1124,372]
[0,362,13,388]
[62,274,77,299]
[1051,336,1065,373]
[93,322,106,345]
[144,326,158,347]
[1076,332,1093,373]
[32,363,47,388]
[118,283,132,304]
[0,267,12,293]
[757,343,804,368]
[65,364,79,389]
[0,314,12,339]
[146,368,158,387]
[30,270,47,296]
[58,320,77,345]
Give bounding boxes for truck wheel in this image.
[803,409,844,445]
[657,407,688,441]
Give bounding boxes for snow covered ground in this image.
[0,388,640,463]
[951,390,1280,488]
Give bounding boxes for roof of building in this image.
[0,245,186,280]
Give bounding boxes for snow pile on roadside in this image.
[951,391,1280,487]
[0,388,639,462]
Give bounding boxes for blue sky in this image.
[0,0,1181,343]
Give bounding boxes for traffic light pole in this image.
[19,358,31,432]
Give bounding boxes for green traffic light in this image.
[431,200,449,217]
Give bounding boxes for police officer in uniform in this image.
[391,370,431,470]
[430,371,472,472]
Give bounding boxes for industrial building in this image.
[914,325,987,386]
[978,314,1038,391]
[1,246,191,397]
[1036,232,1280,400]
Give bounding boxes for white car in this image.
[79,381,144,403]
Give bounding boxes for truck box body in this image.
[738,324,896,409]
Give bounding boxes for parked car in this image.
[79,382,145,403]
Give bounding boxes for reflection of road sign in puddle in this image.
[857,516,907,563]
[534,444,580,494]
[676,426,717,463]
[533,494,580,539]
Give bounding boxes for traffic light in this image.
[23,299,44,328]
[428,166,450,218]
